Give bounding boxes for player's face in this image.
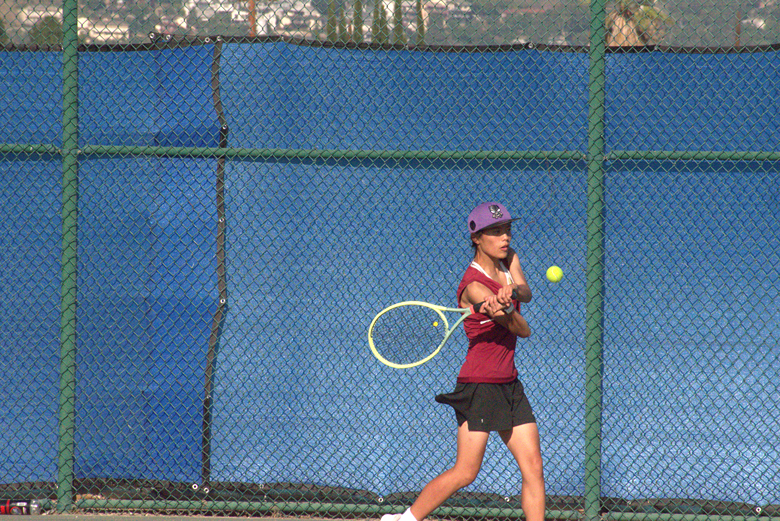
[473,223,512,258]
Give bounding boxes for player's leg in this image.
[408,421,490,520]
[500,422,545,521]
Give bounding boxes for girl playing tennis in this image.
[383,201,545,521]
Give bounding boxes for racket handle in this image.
[471,289,521,314]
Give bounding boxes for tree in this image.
[392,0,406,43]
[353,0,364,42]
[415,0,425,45]
[372,0,389,43]
[338,3,349,42]
[202,12,236,36]
[569,0,673,46]
[28,15,63,47]
[605,0,673,46]
[0,18,9,45]
[327,0,338,41]
[606,1,642,45]
[632,2,674,44]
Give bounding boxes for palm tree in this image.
[372,0,390,43]
[415,0,425,45]
[327,0,338,41]
[353,0,364,42]
[338,3,349,42]
[392,0,406,43]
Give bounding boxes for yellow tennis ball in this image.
[433,321,439,327]
[546,265,563,283]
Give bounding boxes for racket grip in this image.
[472,289,520,314]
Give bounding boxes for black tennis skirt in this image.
[435,379,536,432]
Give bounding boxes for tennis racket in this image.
[368,290,520,369]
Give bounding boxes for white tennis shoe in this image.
[381,509,418,521]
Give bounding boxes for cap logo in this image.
[489,205,503,219]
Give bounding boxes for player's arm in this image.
[505,247,532,303]
[461,282,531,338]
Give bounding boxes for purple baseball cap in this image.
[467,202,519,234]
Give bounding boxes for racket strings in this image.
[370,305,447,366]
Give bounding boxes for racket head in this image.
[368,301,454,369]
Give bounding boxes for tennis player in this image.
[382,201,545,521]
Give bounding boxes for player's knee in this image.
[521,454,544,482]
[461,472,479,488]
[453,465,480,488]
[523,456,544,482]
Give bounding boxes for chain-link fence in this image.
[3,0,780,47]
[1,0,779,518]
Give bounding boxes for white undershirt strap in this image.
[470,260,514,285]
[469,262,515,322]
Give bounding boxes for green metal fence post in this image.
[57,0,80,511]
[585,0,608,519]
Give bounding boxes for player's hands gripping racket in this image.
[368,290,519,369]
